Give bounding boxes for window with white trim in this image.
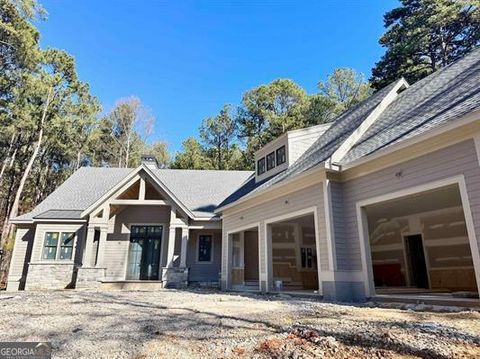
[197,235,213,262]
[42,231,75,260]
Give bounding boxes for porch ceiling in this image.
[365,184,462,220]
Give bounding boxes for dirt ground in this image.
[0,289,479,359]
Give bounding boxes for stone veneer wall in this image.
[162,267,189,288]
[25,263,75,290]
[76,267,106,289]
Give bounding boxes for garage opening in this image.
[230,227,259,291]
[269,213,319,293]
[364,184,479,298]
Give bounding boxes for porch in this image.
[76,169,222,289]
[225,209,321,295]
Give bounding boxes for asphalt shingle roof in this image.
[15,167,133,221]
[341,47,480,164]
[14,167,253,221]
[219,48,480,209]
[218,80,400,208]
[152,169,253,217]
[14,49,480,220]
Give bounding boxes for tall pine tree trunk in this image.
[0,132,17,186]
[0,88,53,287]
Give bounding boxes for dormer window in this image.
[254,123,331,181]
[257,158,266,175]
[266,152,276,171]
[276,146,286,165]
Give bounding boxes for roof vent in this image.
[141,155,159,170]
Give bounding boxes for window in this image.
[43,232,59,260]
[43,231,75,260]
[276,146,286,165]
[266,152,275,171]
[198,235,213,262]
[127,225,162,280]
[301,247,317,269]
[257,158,266,175]
[59,232,75,260]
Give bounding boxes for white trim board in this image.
[329,78,409,165]
[81,164,205,221]
[225,222,261,292]
[342,110,480,172]
[263,206,322,295]
[355,175,480,298]
[474,133,480,167]
[323,180,336,271]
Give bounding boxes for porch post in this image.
[223,233,232,290]
[180,227,189,267]
[239,231,245,269]
[95,225,108,268]
[83,225,96,267]
[166,226,177,267]
[265,223,273,292]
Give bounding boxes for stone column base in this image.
[76,267,106,289]
[162,267,189,288]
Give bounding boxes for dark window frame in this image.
[266,151,276,171]
[59,232,75,260]
[276,145,286,165]
[197,234,213,263]
[257,157,266,175]
[43,231,76,261]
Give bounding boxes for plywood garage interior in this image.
[366,184,477,294]
[270,214,318,291]
[231,228,259,290]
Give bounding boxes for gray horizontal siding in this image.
[222,183,328,279]
[8,226,34,282]
[187,229,222,282]
[104,206,170,280]
[337,139,480,271]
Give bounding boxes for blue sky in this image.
[37,0,398,153]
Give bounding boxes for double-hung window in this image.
[42,231,75,260]
[197,235,213,263]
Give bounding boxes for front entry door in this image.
[127,225,162,280]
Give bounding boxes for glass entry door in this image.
[127,225,162,280]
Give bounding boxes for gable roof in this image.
[13,49,480,222]
[340,47,480,164]
[13,167,252,222]
[218,80,402,209]
[218,48,480,211]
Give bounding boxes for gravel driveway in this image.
[0,289,479,358]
